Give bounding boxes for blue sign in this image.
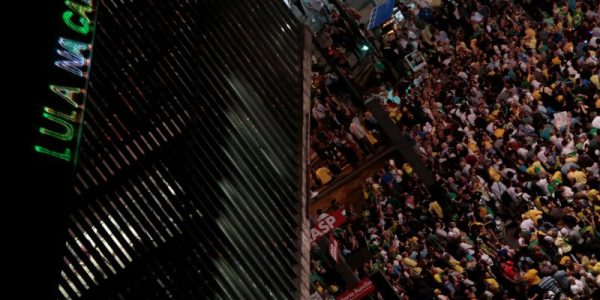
[367,0,396,30]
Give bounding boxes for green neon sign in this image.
[62,11,91,35]
[40,112,75,141]
[34,0,98,165]
[44,106,80,122]
[49,85,85,108]
[34,146,72,162]
[62,0,94,35]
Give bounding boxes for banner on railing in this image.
[311,210,346,242]
[336,278,376,300]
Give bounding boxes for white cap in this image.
[525,92,534,101]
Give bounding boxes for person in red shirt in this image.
[501,260,519,282]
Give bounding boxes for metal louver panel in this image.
[57,0,309,299]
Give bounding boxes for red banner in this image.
[311,210,346,242]
[336,278,376,300]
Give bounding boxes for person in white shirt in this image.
[537,146,549,166]
[397,212,406,226]
[517,147,530,159]
[491,180,507,200]
[349,116,374,155]
[561,139,576,155]
[536,177,551,196]
[569,277,585,295]
[312,99,327,120]
[520,218,536,232]
[349,117,367,139]
[592,115,600,129]
[447,223,461,241]
[506,184,518,202]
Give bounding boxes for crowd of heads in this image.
[309,66,389,188]
[309,9,390,189]
[310,0,600,299]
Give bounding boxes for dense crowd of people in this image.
[309,8,392,190]
[310,0,600,299]
[309,68,386,188]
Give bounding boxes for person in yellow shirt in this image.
[587,189,599,202]
[449,258,464,273]
[534,197,546,211]
[389,109,402,123]
[488,166,502,182]
[487,109,500,122]
[571,170,587,184]
[315,166,333,185]
[551,171,562,184]
[470,39,479,53]
[523,27,537,49]
[523,209,543,225]
[565,154,578,163]
[526,161,547,176]
[552,56,561,66]
[523,267,541,286]
[402,163,414,176]
[493,127,505,138]
[566,166,587,184]
[485,272,500,293]
[432,267,444,283]
[481,135,493,151]
[403,256,417,268]
[428,200,444,219]
[328,283,339,294]
[315,281,325,294]
[467,138,480,154]
[532,89,542,100]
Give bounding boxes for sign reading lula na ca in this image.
[34,0,98,164]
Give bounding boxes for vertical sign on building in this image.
[34,0,99,166]
[25,1,99,298]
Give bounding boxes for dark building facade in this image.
[23,0,311,299]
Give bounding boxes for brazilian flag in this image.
[573,10,583,27]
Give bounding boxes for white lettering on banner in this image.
[311,215,336,240]
[311,210,347,242]
[329,237,339,263]
[336,279,375,300]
